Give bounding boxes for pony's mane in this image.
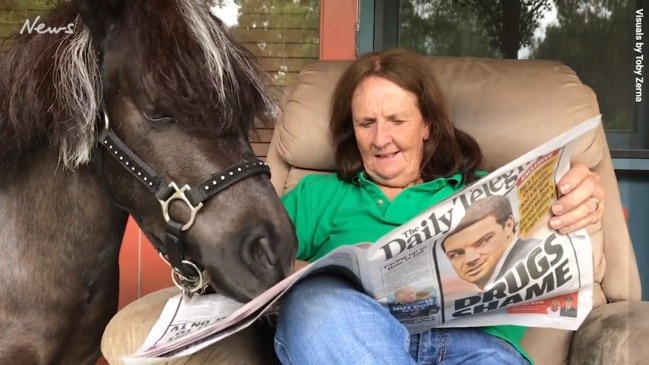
[0,0,276,168]
[0,5,98,168]
[131,0,277,134]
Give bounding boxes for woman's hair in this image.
[329,48,483,184]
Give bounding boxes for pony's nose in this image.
[242,222,279,268]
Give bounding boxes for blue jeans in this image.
[274,275,530,365]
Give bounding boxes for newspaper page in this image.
[123,283,280,360]
[122,115,600,363]
[121,243,370,364]
[359,116,598,333]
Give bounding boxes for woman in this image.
[274,48,604,365]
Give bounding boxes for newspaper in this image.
[121,115,600,364]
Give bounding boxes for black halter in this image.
[93,112,270,293]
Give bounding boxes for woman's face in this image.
[351,76,430,188]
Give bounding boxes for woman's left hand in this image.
[549,161,605,234]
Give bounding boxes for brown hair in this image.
[329,48,483,184]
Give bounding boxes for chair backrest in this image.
[266,56,641,364]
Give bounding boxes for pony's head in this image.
[51,0,296,301]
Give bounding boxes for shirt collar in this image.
[355,171,464,191]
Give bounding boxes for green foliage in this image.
[399,0,552,59]
[228,0,320,87]
[399,0,499,57]
[457,0,552,57]
[398,0,638,132]
[530,0,636,131]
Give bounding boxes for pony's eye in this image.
[142,111,175,123]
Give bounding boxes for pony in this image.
[0,0,297,363]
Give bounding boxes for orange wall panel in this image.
[320,0,358,61]
[139,235,174,295]
[118,217,173,307]
[118,217,140,310]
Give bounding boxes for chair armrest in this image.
[569,301,649,365]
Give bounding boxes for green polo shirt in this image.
[281,172,532,364]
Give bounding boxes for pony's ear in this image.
[73,0,126,45]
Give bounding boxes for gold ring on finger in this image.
[590,196,601,211]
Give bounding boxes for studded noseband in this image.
[94,112,270,294]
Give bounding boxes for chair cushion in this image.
[101,288,278,365]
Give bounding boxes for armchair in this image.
[101,57,649,365]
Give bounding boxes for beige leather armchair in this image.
[102,57,649,365]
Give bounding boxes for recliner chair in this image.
[101,56,649,365]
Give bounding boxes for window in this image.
[212,0,321,158]
[364,0,649,155]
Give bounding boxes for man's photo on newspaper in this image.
[434,188,583,321]
[441,195,542,291]
[559,294,579,317]
[384,284,441,320]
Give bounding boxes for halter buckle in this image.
[158,182,204,231]
[159,254,209,296]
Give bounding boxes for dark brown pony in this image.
[0,0,296,363]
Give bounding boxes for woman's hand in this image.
[549,161,605,233]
